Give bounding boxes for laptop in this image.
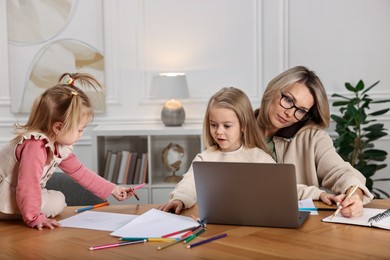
[193,161,310,228]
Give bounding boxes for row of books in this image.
[103,150,148,184]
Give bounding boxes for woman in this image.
[256,66,373,218]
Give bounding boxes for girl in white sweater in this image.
[158,87,275,214]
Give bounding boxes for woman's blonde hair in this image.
[12,72,102,143]
[203,87,269,152]
[257,66,330,136]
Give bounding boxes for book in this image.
[126,152,138,184]
[117,150,130,184]
[106,152,117,182]
[322,208,390,230]
[103,150,113,179]
[133,158,142,184]
[121,152,132,184]
[111,151,123,183]
[138,153,148,184]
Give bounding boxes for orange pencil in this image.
[75,201,109,213]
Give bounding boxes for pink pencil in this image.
[133,183,146,190]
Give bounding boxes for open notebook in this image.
[322,208,390,230]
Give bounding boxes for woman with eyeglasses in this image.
[256,66,373,217]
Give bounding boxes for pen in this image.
[89,239,146,251]
[75,201,109,213]
[186,233,227,249]
[330,185,359,220]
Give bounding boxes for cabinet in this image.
[91,124,203,204]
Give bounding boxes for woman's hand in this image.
[111,186,134,201]
[157,200,184,214]
[319,192,337,205]
[320,188,364,218]
[34,218,61,230]
[335,193,364,218]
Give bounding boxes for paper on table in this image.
[322,208,390,230]
[59,211,137,231]
[111,208,199,238]
[298,198,318,215]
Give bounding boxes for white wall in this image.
[1,0,389,194]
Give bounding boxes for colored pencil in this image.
[299,208,318,211]
[191,215,206,227]
[330,185,359,220]
[157,237,187,250]
[89,239,146,251]
[161,225,199,238]
[186,233,227,249]
[181,230,193,238]
[126,183,145,200]
[133,183,146,190]
[119,237,178,242]
[75,201,109,213]
[184,227,206,244]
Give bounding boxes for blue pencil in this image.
[299,207,318,211]
[186,233,227,249]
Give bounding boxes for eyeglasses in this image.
[279,93,310,121]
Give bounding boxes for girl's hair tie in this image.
[66,77,74,85]
[71,91,78,96]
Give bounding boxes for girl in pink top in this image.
[0,73,135,230]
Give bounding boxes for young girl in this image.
[0,73,135,230]
[158,87,275,214]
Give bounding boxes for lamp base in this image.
[161,101,185,126]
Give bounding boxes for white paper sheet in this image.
[59,211,137,231]
[298,198,318,215]
[110,208,199,238]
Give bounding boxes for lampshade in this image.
[150,73,190,127]
[150,73,190,99]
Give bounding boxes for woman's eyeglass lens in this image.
[279,93,309,121]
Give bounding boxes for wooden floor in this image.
[1,200,390,259]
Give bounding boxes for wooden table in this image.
[1,200,390,259]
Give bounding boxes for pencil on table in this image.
[89,239,146,251]
[186,233,227,249]
[75,201,109,213]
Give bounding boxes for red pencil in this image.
[162,225,199,238]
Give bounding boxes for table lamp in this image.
[151,73,190,126]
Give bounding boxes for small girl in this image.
[0,73,134,230]
[158,87,275,214]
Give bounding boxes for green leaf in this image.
[332,101,351,107]
[355,80,364,91]
[331,93,350,100]
[361,80,380,95]
[371,99,390,104]
[369,108,390,116]
[345,82,356,92]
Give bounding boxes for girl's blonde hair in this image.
[12,72,102,143]
[257,66,330,136]
[203,87,269,153]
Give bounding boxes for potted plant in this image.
[331,80,390,198]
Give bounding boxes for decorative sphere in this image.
[161,143,185,173]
